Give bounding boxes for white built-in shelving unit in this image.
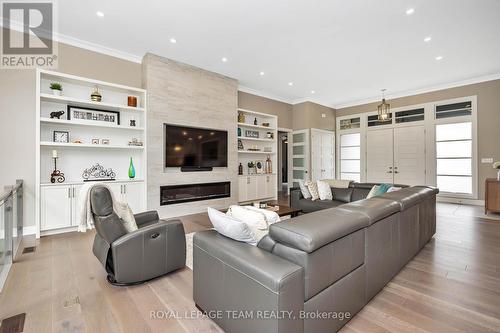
[35,69,147,237]
[237,108,278,203]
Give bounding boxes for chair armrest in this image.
[111,219,185,283]
[134,210,159,227]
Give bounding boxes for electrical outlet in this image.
[481,158,493,163]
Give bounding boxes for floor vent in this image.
[0,313,26,333]
[64,296,80,308]
[22,246,36,254]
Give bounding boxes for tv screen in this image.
[164,124,228,168]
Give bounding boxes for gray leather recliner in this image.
[90,185,186,285]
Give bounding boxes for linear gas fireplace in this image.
[160,182,230,205]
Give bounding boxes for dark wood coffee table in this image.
[267,205,302,218]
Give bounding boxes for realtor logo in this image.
[1,1,58,68]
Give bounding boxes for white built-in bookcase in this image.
[35,69,147,237]
[237,108,278,203]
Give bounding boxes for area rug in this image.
[185,232,194,270]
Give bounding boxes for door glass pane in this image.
[293,145,304,155]
[340,147,360,160]
[437,158,472,176]
[293,170,305,179]
[341,160,360,173]
[340,133,360,146]
[292,158,304,167]
[341,173,360,182]
[436,122,471,141]
[436,141,471,158]
[293,133,305,143]
[437,176,472,194]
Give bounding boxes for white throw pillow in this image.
[114,202,138,233]
[298,180,312,199]
[241,205,281,225]
[387,186,402,193]
[226,205,268,230]
[317,180,333,200]
[207,207,261,246]
[305,181,320,201]
[366,185,380,199]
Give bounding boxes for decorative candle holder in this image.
[50,156,65,183]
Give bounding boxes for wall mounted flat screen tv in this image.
[164,124,228,169]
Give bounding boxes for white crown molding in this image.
[237,85,294,104]
[0,20,143,63]
[333,72,500,109]
[290,97,334,109]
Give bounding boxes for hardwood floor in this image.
[1,204,500,332]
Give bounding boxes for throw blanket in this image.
[77,182,123,232]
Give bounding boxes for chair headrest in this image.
[90,186,114,216]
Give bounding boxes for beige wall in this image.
[238,91,293,129]
[292,101,336,131]
[0,28,142,229]
[336,79,500,200]
[143,54,239,218]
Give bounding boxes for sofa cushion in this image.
[332,187,353,203]
[351,187,371,202]
[297,198,343,213]
[269,208,369,253]
[340,197,400,225]
[207,207,263,246]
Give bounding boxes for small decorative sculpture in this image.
[50,110,65,119]
[253,117,258,125]
[82,163,116,181]
[50,150,65,183]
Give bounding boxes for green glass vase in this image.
[128,157,136,179]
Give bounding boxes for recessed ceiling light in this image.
[311,90,316,94]
[424,36,432,42]
[406,8,415,15]
[288,82,294,86]
[96,11,104,17]
[259,71,265,76]
[221,57,228,62]
[435,56,443,61]
[169,38,177,44]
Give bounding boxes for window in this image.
[436,101,472,119]
[340,133,361,182]
[395,108,424,123]
[436,122,472,194]
[367,113,392,127]
[339,117,360,130]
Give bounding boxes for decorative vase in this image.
[51,89,61,96]
[128,157,136,179]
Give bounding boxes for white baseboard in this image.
[40,226,78,237]
[437,196,485,206]
[0,261,12,293]
[23,226,37,236]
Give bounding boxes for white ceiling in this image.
[55,0,500,108]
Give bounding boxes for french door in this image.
[291,129,310,187]
[366,126,426,185]
[311,129,335,181]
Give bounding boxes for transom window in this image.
[367,113,392,127]
[395,108,424,123]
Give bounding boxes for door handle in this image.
[68,188,71,198]
[123,185,126,194]
[387,171,393,173]
[72,188,75,198]
[394,171,399,174]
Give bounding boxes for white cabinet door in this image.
[106,183,124,201]
[265,174,277,198]
[123,182,144,214]
[255,176,267,200]
[393,126,426,186]
[41,185,72,231]
[71,185,82,226]
[366,128,394,183]
[238,177,248,202]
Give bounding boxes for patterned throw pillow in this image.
[298,179,312,199]
[317,180,333,200]
[305,180,320,201]
[366,185,380,199]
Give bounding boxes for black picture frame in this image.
[67,106,120,125]
[53,130,69,143]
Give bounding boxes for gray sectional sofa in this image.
[290,182,408,213]
[193,185,438,333]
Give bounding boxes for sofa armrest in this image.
[193,230,304,333]
[111,219,185,283]
[134,210,159,227]
[290,187,304,209]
